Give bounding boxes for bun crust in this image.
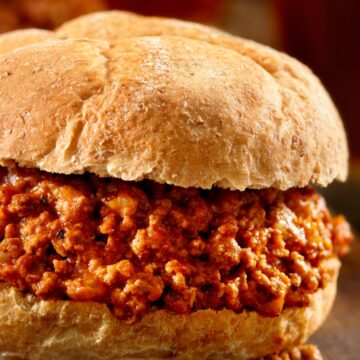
[0,11,348,190]
[0,258,339,360]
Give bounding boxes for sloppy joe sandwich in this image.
[0,11,352,360]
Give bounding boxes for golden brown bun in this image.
[0,29,54,53]
[0,11,348,190]
[0,259,339,360]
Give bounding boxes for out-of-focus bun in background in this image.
[0,0,225,31]
[0,0,106,32]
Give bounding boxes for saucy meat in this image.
[0,167,352,322]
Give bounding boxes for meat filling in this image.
[0,167,352,322]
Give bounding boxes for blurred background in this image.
[0,0,359,229]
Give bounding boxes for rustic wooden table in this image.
[311,238,360,359]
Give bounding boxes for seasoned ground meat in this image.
[0,167,352,322]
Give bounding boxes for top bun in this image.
[0,11,348,190]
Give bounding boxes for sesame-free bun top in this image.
[0,11,348,190]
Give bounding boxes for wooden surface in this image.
[311,238,360,359]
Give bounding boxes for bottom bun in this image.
[261,344,323,360]
[0,259,339,360]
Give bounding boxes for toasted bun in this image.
[0,258,339,360]
[0,11,348,190]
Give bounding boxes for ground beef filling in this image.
[0,167,352,322]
